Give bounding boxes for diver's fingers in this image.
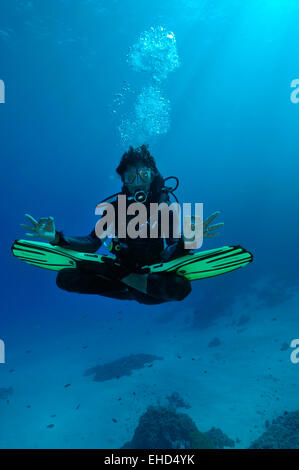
[204,232,219,238]
[24,214,39,227]
[206,223,224,232]
[25,232,39,237]
[41,217,54,229]
[39,219,49,229]
[203,211,220,228]
[39,216,54,223]
[20,224,37,232]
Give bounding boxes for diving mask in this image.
[123,168,153,185]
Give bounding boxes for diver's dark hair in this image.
[116,144,158,178]
[116,144,166,202]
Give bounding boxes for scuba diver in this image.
[20,145,224,305]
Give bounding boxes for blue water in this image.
[1,0,299,449]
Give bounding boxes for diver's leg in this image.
[147,272,191,301]
[56,269,190,303]
[56,268,131,300]
[122,272,191,302]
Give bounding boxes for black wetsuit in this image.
[53,178,191,305]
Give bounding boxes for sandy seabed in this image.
[0,281,298,449]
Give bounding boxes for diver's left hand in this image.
[203,211,224,238]
[20,214,56,242]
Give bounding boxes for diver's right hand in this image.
[20,214,56,242]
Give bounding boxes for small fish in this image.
[82,346,88,349]
[64,384,71,388]
[50,415,56,418]
[75,404,80,410]
[46,424,55,429]
[112,418,117,423]
[26,405,31,409]
[0,387,13,401]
